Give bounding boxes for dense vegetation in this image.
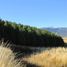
[0,19,64,47]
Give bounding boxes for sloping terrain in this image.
[43,27,67,37]
[0,19,64,47]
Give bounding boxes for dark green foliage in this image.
[0,19,64,47]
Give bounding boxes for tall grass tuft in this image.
[24,47,67,67]
[0,43,25,67]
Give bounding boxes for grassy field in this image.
[23,47,67,67]
[1,45,67,67]
[22,38,67,67]
[0,39,67,67]
[63,38,67,43]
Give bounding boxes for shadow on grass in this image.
[10,45,40,59]
[63,43,67,47]
[26,63,41,67]
[22,61,41,67]
[10,43,67,59]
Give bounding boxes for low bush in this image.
[0,19,64,47]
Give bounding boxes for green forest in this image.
[0,19,64,47]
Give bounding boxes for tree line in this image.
[0,19,64,47]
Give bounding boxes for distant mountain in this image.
[42,28,67,37]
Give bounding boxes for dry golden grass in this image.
[0,43,25,67]
[63,38,67,43]
[23,47,67,67]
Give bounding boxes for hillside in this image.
[42,28,67,37]
[0,19,64,47]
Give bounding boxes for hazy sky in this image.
[0,0,66,28]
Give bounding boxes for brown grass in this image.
[0,43,25,67]
[63,38,67,43]
[23,47,67,67]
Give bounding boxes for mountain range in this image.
[42,27,67,37]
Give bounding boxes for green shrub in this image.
[0,19,64,47]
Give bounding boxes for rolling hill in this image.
[42,27,67,37]
[0,19,64,47]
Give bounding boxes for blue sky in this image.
[0,0,66,28]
